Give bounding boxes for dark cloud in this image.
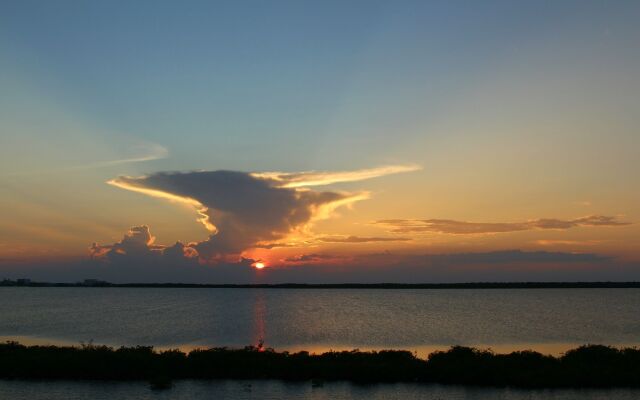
[282,253,339,263]
[283,249,611,269]
[260,250,620,283]
[407,249,612,265]
[85,225,258,283]
[90,225,199,264]
[316,235,412,243]
[4,246,633,283]
[375,215,630,235]
[108,171,366,262]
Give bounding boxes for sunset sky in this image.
[1,0,639,282]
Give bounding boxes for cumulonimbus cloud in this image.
[96,166,418,263]
[374,215,630,235]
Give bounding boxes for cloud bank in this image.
[375,215,630,235]
[8,247,631,284]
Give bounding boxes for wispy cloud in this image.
[5,142,168,176]
[251,164,421,188]
[68,143,168,170]
[282,253,340,263]
[374,215,630,235]
[535,239,604,246]
[242,234,413,249]
[316,235,412,243]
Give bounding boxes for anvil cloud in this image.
[93,166,416,263]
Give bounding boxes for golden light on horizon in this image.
[254,262,266,269]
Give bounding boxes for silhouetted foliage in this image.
[0,342,638,388]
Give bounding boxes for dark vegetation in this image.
[1,342,639,388]
[2,280,640,289]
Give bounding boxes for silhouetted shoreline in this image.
[1,342,639,388]
[2,280,640,289]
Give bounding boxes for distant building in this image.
[16,279,31,286]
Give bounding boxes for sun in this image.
[253,262,266,269]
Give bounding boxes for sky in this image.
[1,0,639,282]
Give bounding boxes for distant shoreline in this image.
[2,281,640,289]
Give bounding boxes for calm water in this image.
[0,287,638,354]
[2,287,639,399]
[0,380,638,400]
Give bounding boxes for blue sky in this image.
[5,0,627,171]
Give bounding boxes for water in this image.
[0,380,638,400]
[0,287,639,354]
[1,287,639,399]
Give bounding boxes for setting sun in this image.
[254,262,266,269]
